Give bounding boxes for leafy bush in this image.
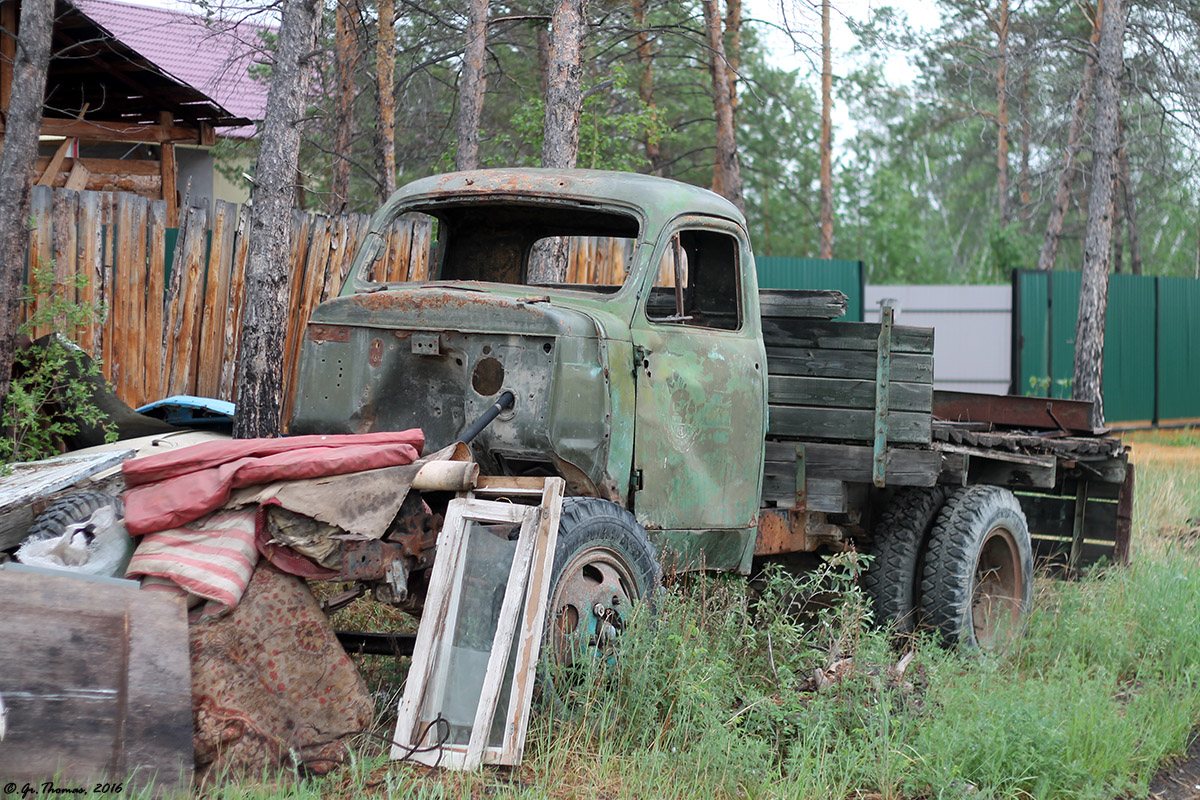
[1,265,115,465]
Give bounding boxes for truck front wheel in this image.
[919,486,1033,650]
[545,498,661,669]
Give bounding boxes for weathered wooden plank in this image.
[131,195,150,405]
[768,375,932,413]
[0,450,134,549]
[758,288,847,320]
[36,137,73,186]
[334,212,370,294]
[51,188,79,308]
[37,156,162,177]
[766,346,933,384]
[63,161,91,192]
[284,214,331,421]
[76,191,102,356]
[27,185,54,338]
[144,200,167,401]
[763,441,941,487]
[322,213,351,302]
[219,204,252,401]
[1060,477,1124,500]
[281,212,316,408]
[113,192,135,400]
[768,405,932,444]
[0,569,192,792]
[99,192,117,381]
[166,204,208,395]
[1032,538,1114,569]
[761,317,934,354]
[115,194,149,405]
[390,218,410,282]
[1015,493,1120,542]
[763,474,865,512]
[196,200,236,398]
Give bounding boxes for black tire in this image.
[919,485,1033,650]
[544,497,661,669]
[862,486,950,633]
[22,491,124,545]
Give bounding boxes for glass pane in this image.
[419,519,521,746]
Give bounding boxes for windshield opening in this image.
[353,200,640,295]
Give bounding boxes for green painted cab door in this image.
[629,219,767,535]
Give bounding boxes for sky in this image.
[745,0,943,143]
[747,0,942,84]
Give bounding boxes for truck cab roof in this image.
[380,168,747,232]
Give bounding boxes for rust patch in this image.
[368,338,383,366]
[308,324,349,343]
[754,509,808,556]
[350,287,538,315]
[340,539,406,581]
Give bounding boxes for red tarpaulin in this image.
[123,431,424,536]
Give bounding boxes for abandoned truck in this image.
[287,168,1132,650]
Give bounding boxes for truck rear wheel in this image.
[862,486,950,633]
[545,498,661,671]
[919,486,1033,650]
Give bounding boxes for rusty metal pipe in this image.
[456,390,515,444]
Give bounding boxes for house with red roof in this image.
[0,0,269,220]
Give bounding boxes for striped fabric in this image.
[126,508,258,618]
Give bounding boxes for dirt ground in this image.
[1147,735,1200,799]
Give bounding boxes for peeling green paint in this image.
[290,169,768,574]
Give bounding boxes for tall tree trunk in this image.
[328,0,359,214]
[1073,0,1124,426]
[233,0,322,439]
[541,0,585,170]
[456,0,488,171]
[994,0,1011,223]
[704,0,743,213]
[1117,114,1142,275]
[528,0,586,284]
[724,0,740,115]
[375,0,397,200]
[631,0,660,172]
[1037,1,1103,271]
[1019,64,1032,215]
[818,0,833,258]
[1111,182,1123,273]
[0,0,54,406]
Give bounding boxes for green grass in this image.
[199,454,1200,800]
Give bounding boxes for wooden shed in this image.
[0,0,252,224]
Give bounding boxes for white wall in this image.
[864,285,1012,395]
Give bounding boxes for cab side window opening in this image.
[646,229,741,331]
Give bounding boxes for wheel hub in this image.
[972,524,1025,647]
[550,549,635,664]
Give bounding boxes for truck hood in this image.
[311,285,608,339]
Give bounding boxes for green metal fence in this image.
[755,257,865,321]
[1014,270,1200,424]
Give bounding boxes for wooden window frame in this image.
[391,477,564,769]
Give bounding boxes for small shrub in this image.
[1,265,115,465]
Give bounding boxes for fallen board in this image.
[0,450,134,549]
[0,567,193,793]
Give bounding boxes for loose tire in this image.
[545,497,661,669]
[22,491,124,544]
[919,486,1033,650]
[862,486,950,633]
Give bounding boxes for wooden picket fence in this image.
[19,186,632,410]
